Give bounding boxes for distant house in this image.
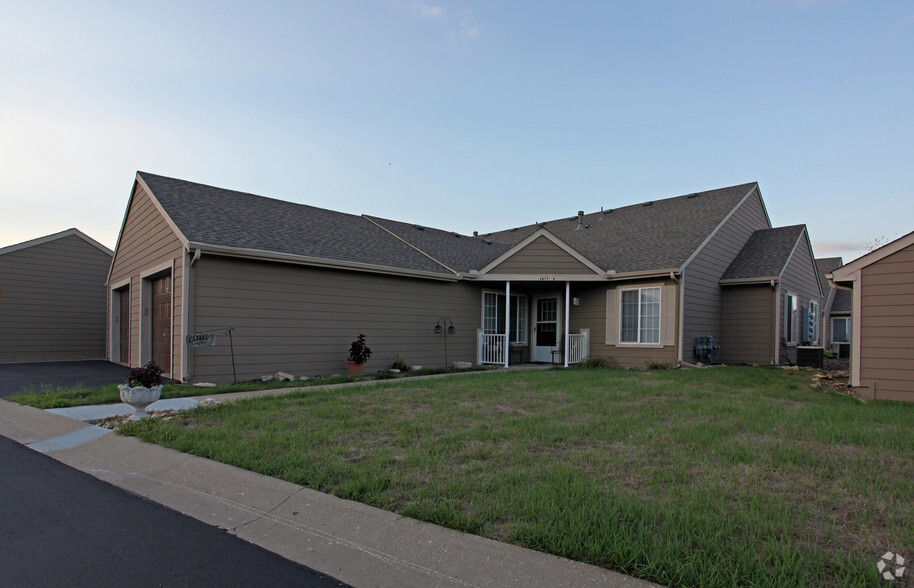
[815,257,852,358]
[0,229,113,362]
[830,231,914,402]
[108,172,822,383]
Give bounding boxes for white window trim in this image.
[481,290,528,345]
[617,284,663,348]
[785,291,799,346]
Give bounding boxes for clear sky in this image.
[2,1,911,263]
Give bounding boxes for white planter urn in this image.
[118,384,163,420]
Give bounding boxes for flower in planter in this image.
[348,334,372,365]
[126,361,164,388]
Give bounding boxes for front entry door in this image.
[151,274,171,374]
[532,296,560,363]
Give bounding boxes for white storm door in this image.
[532,296,560,362]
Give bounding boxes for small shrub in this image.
[575,356,610,368]
[391,354,409,372]
[348,333,372,364]
[126,361,164,387]
[645,359,673,370]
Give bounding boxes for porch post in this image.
[504,281,511,368]
[564,281,570,367]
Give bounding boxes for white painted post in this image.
[504,281,511,368]
[564,281,571,367]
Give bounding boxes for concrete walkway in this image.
[0,385,660,588]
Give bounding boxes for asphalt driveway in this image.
[0,361,131,398]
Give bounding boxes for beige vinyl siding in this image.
[777,233,821,365]
[0,235,111,362]
[187,255,481,383]
[568,280,679,368]
[489,236,595,275]
[681,189,769,362]
[720,285,774,365]
[858,243,914,401]
[108,184,185,377]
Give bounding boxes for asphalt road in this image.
[0,361,131,397]
[0,435,349,587]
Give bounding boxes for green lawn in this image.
[7,367,485,409]
[118,367,913,587]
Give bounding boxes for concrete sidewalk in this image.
[0,392,659,588]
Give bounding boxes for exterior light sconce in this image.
[434,317,455,366]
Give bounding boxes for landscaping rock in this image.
[193,382,217,387]
[260,375,272,382]
[411,365,423,371]
[298,375,310,381]
[388,369,401,374]
[274,372,294,382]
[452,361,472,369]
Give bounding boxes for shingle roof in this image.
[814,257,843,296]
[482,183,760,273]
[721,225,806,281]
[138,172,454,276]
[364,216,511,273]
[832,289,852,313]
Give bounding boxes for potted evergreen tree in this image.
[118,361,164,420]
[346,333,372,375]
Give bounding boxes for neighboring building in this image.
[830,231,914,402]
[815,257,852,358]
[718,225,822,366]
[108,172,822,383]
[0,229,113,362]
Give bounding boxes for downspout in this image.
[673,271,684,363]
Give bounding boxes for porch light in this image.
[434,324,443,334]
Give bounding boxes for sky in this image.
[1,0,912,263]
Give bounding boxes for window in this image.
[619,287,660,344]
[832,317,850,343]
[785,293,798,344]
[808,300,819,345]
[482,292,528,344]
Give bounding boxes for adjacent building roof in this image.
[483,183,761,274]
[720,225,807,282]
[0,228,112,257]
[815,257,843,296]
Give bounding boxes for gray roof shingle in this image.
[482,183,760,273]
[138,172,454,276]
[814,257,844,297]
[721,225,806,281]
[364,216,511,273]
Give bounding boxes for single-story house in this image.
[0,228,113,362]
[815,257,852,358]
[107,172,822,383]
[830,230,914,402]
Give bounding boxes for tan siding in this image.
[489,236,594,275]
[0,235,111,362]
[187,256,481,383]
[108,184,185,377]
[569,280,678,368]
[720,285,774,365]
[857,243,914,402]
[681,189,769,361]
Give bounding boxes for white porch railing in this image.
[567,332,588,365]
[478,333,507,365]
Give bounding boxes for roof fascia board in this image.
[608,268,681,281]
[0,228,112,257]
[720,277,779,286]
[477,227,606,277]
[106,177,138,285]
[361,215,458,275]
[135,173,190,251]
[190,242,460,282]
[679,183,767,273]
[467,273,609,282]
[832,230,914,281]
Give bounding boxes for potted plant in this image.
[118,361,164,420]
[347,333,372,375]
